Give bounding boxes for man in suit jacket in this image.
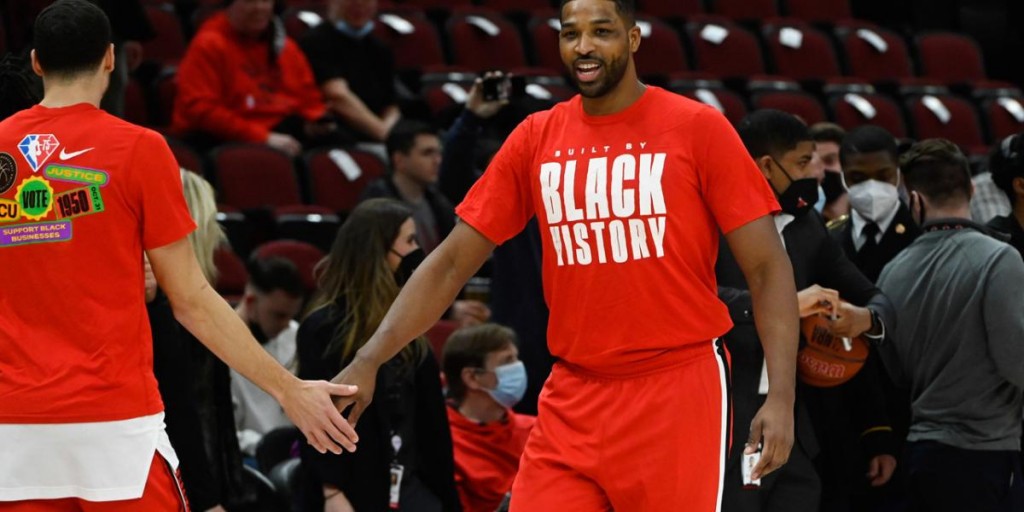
[719,111,897,512]
[827,126,921,283]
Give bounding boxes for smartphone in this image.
[482,74,527,102]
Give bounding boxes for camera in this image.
[481,72,527,102]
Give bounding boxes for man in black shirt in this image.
[299,0,401,142]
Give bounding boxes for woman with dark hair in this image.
[987,133,1024,257]
[298,198,461,512]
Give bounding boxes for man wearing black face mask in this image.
[232,256,304,456]
[718,110,896,512]
[828,125,921,283]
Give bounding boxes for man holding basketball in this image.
[331,0,803,509]
[718,110,896,512]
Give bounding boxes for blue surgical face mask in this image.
[484,361,527,409]
[335,20,375,39]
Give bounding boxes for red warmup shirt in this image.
[0,103,196,423]
[456,87,779,375]
[171,12,326,143]
[447,406,535,512]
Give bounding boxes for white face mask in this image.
[848,178,900,223]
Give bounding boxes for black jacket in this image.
[987,213,1024,258]
[717,211,897,500]
[297,304,461,512]
[827,203,921,283]
[360,177,456,242]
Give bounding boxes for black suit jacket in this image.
[716,210,896,478]
[827,204,921,283]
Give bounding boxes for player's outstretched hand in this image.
[280,378,360,455]
[747,393,795,480]
[331,355,380,429]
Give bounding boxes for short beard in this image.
[572,53,629,99]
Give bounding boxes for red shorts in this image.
[0,454,189,512]
[510,339,731,512]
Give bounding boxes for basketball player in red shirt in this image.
[0,2,358,510]
[334,0,800,509]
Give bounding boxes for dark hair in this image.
[737,109,811,160]
[442,324,517,402]
[989,133,1024,205]
[246,256,304,298]
[385,120,437,168]
[0,52,42,120]
[33,0,112,78]
[307,198,424,363]
[809,122,846,145]
[839,125,899,167]
[560,0,636,25]
[900,138,972,207]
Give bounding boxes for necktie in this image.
[861,222,880,252]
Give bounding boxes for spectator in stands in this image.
[437,76,552,415]
[0,52,42,120]
[971,169,1013,224]
[147,169,229,512]
[297,198,460,512]
[94,0,153,117]
[362,120,491,327]
[829,125,922,283]
[986,133,1024,256]
[442,323,535,512]
[171,0,335,156]
[718,110,895,512]
[810,123,849,222]
[878,139,1024,512]
[299,0,401,142]
[231,256,303,457]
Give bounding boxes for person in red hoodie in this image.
[171,0,333,157]
[442,324,535,512]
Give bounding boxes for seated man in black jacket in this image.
[718,110,896,512]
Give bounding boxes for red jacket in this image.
[447,405,535,512]
[171,13,326,143]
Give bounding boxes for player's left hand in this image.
[866,454,897,487]
[747,392,794,480]
[828,302,872,338]
[279,378,360,455]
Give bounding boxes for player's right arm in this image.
[147,237,360,456]
[724,215,799,480]
[331,221,496,426]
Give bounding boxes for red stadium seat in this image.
[274,206,341,253]
[905,94,987,153]
[374,8,448,72]
[710,0,779,21]
[166,138,205,176]
[304,147,387,214]
[915,32,985,84]
[783,0,851,23]
[637,0,704,19]
[634,16,690,80]
[446,8,528,72]
[673,85,749,126]
[214,245,248,302]
[685,16,766,79]
[402,0,473,9]
[752,90,827,125]
[212,144,302,210]
[425,319,460,364]
[142,4,187,69]
[527,12,563,73]
[123,78,149,126]
[282,6,324,41]
[478,0,552,13]
[253,240,326,294]
[761,18,841,81]
[835,22,913,82]
[982,96,1024,142]
[828,92,907,138]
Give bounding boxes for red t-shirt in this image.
[456,87,779,375]
[0,103,196,423]
[447,406,535,512]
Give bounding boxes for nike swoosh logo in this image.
[59,147,94,160]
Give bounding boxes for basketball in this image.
[797,314,869,388]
